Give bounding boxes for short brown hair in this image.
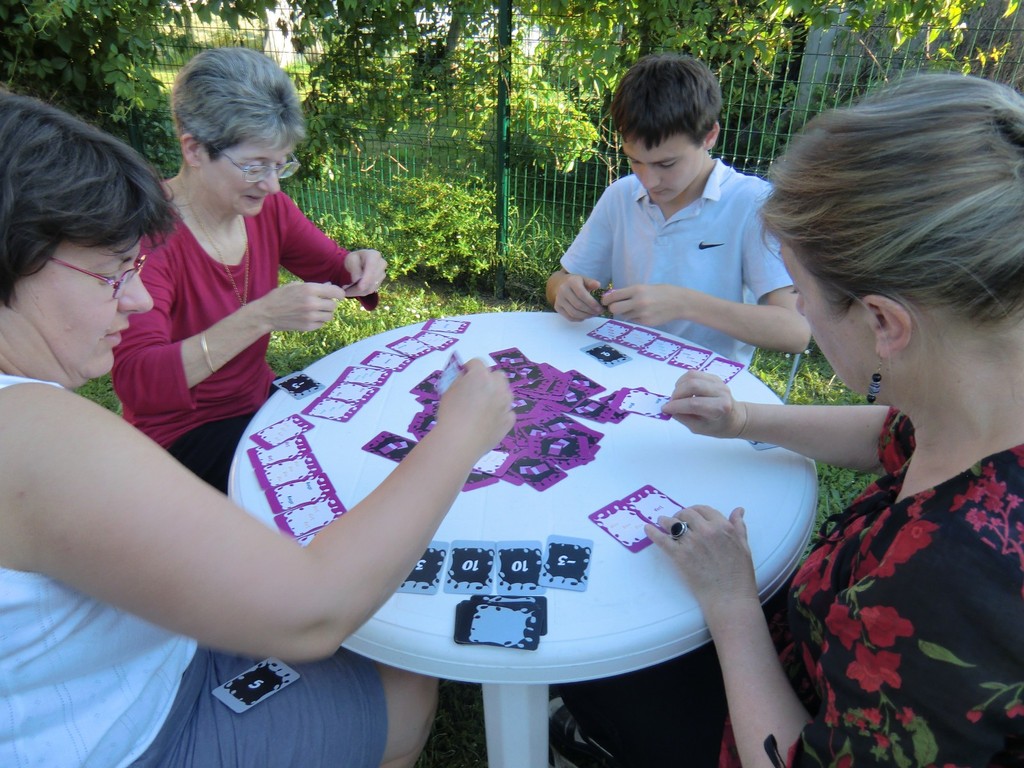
[610,54,721,150]
[0,91,175,306]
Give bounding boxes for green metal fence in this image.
[140,3,1024,298]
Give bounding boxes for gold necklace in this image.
[191,210,250,306]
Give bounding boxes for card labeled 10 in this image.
[496,540,545,595]
[444,541,496,594]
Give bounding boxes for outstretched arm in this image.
[662,370,887,473]
[0,362,513,662]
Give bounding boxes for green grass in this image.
[78,276,872,768]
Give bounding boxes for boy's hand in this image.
[552,273,604,321]
[601,283,686,327]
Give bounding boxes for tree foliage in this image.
[1,2,277,127]
[2,0,1012,187]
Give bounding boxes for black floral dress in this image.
[731,409,1024,767]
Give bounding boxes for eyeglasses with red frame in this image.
[50,253,147,300]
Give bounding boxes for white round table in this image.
[229,311,817,768]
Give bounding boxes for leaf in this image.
[918,639,976,668]
[904,713,939,766]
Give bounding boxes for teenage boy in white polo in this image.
[546,53,809,366]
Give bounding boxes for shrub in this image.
[375,174,499,288]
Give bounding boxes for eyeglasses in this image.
[220,151,301,183]
[50,253,147,300]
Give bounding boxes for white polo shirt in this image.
[560,159,792,365]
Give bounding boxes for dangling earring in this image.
[866,364,882,404]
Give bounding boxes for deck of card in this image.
[454,595,548,650]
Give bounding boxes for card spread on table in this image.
[589,485,685,551]
[383,346,618,492]
[273,372,324,399]
[273,494,346,540]
[359,349,413,372]
[453,595,547,651]
[407,408,437,440]
[386,335,435,359]
[320,381,379,404]
[422,318,470,334]
[589,500,653,552]
[582,342,631,367]
[363,431,417,462]
[212,658,300,713]
[606,387,671,420]
[617,327,660,350]
[265,474,338,515]
[473,448,518,476]
[586,319,633,343]
[667,344,714,370]
[335,364,392,387]
[398,541,448,594]
[250,414,315,449]
[412,330,458,351]
[700,356,745,383]
[302,396,363,423]
[489,346,530,368]
[502,456,568,491]
[540,536,592,591]
[569,394,629,424]
[251,453,323,490]
[637,336,685,361]
[444,541,497,594]
[246,433,313,469]
[496,541,545,595]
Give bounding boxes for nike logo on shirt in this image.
[698,241,725,250]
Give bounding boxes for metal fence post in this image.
[495,0,512,298]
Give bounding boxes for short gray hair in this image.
[763,73,1024,325]
[171,47,306,157]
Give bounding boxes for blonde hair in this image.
[762,73,1024,324]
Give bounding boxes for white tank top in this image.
[0,375,197,767]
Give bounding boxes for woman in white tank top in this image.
[0,90,514,768]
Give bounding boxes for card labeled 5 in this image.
[211,658,300,713]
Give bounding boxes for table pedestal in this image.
[482,682,550,767]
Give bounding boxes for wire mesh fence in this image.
[134,3,1023,299]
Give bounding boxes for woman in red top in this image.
[113,47,385,492]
